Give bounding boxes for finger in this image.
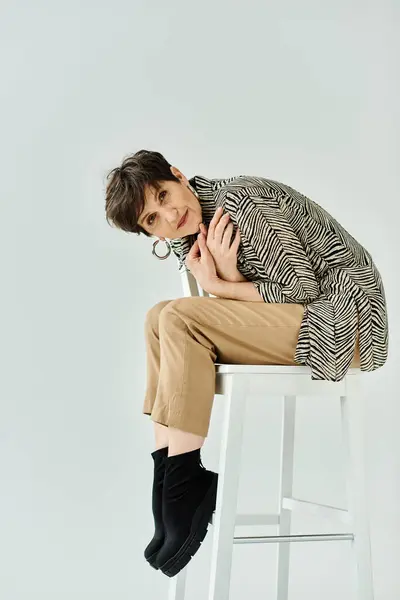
[221,221,234,250]
[208,206,224,238]
[198,232,211,255]
[198,224,207,243]
[187,239,199,260]
[213,212,231,247]
[230,227,241,252]
[187,239,198,255]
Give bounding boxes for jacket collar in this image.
[189,173,239,220]
[189,172,242,231]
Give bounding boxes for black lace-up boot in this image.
[144,446,169,568]
[154,448,218,577]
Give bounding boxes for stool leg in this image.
[208,375,249,600]
[169,568,187,600]
[276,395,296,600]
[341,377,374,600]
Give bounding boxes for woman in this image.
[104,149,389,578]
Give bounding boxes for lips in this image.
[178,209,188,229]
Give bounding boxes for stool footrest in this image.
[233,533,354,544]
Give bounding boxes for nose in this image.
[164,207,180,227]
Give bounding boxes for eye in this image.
[147,190,166,226]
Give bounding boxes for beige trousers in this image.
[142,297,360,438]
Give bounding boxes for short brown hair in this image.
[104,149,180,237]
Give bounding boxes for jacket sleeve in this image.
[219,188,320,304]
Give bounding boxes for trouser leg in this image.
[142,300,172,416]
[143,297,307,437]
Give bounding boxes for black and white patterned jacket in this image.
[168,174,389,382]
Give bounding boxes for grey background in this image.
[1,1,399,598]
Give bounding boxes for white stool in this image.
[168,269,373,600]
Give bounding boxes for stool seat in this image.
[214,364,360,396]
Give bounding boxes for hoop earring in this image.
[152,238,171,260]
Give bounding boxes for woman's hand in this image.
[199,207,242,282]
[184,231,220,293]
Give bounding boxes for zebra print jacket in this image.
[168,174,389,381]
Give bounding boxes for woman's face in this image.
[138,166,203,240]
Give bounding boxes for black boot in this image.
[154,448,218,577]
[144,446,169,568]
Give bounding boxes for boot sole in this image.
[146,510,215,570]
[146,549,162,569]
[159,473,218,577]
